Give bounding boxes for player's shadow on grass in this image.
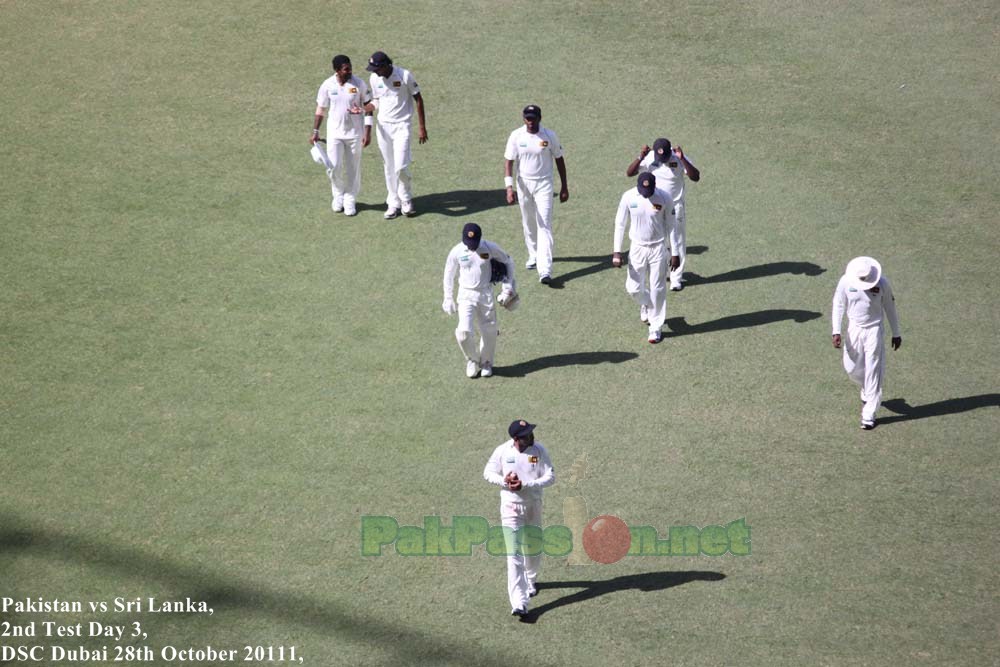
[0,517,506,667]
[880,394,999,425]
[684,261,824,286]
[546,248,710,289]
[665,309,821,337]
[522,571,725,623]
[493,351,638,377]
[547,255,617,288]
[404,189,508,217]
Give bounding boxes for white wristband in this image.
[364,116,373,127]
[312,129,320,135]
[504,176,514,188]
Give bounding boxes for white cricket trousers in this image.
[501,500,542,611]
[455,295,498,367]
[843,321,885,422]
[325,136,362,203]
[376,120,413,208]
[516,176,555,276]
[670,200,687,287]
[626,242,668,336]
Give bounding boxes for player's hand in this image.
[673,145,685,160]
[309,133,319,145]
[506,473,522,491]
[418,127,428,144]
[506,188,517,205]
[639,144,651,158]
[832,334,842,349]
[612,252,623,268]
[669,255,680,271]
[362,131,371,149]
[559,186,569,203]
[442,299,456,315]
[348,104,364,115]
[891,336,902,351]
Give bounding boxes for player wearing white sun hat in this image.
[831,256,902,430]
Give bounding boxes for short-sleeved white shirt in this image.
[640,151,695,202]
[504,126,564,181]
[369,66,420,124]
[316,74,372,140]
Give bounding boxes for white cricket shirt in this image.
[369,66,420,123]
[443,240,515,305]
[831,275,901,336]
[504,126,564,181]
[315,74,372,140]
[613,187,678,253]
[483,439,555,505]
[640,151,696,202]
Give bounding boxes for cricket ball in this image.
[582,514,631,564]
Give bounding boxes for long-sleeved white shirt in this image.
[443,240,515,305]
[831,275,901,336]
[613,186,678,253]
[483,439,555,505]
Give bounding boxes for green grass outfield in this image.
[2,1,997,665]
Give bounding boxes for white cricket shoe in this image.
[401,201,415,217]
[466,360,480,378]
[525,258,537,270]
[332,196,344,213]
[480,362,493,378]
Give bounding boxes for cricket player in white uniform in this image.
[626,137,700,290]
[613,173,680,344]
[831,256,902,429]
[483,419,556,619]
[366,51,428,220]
[443,223,517,378]
[504,105,569,285]
[310,55,373,217]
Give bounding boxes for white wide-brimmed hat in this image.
[846,256,882,290]
[310,142,333,170]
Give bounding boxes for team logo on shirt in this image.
[505,456,516,464]
[629,202,638,208]
[393,81,402,87]
[540,141,549,147]
[653,204,663,211]
[848,287,858,292]
[349,87,358,93]
[479,252,489,259]
[518,142,527,147]
[529,456,539,463]
[460,254,470,263]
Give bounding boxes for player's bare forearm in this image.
[415,95,428,143]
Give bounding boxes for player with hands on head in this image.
[483,419,556,620]
[442,223,516,378]
[626,137,700,290]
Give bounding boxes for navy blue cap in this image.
[366,51,392,72]
[462,223,482,250]
[637,172,656,198]
[508,419,537,439]
[653,138,672,160]
[522,105,541,119]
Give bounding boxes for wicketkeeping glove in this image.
[497,290,520,312]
